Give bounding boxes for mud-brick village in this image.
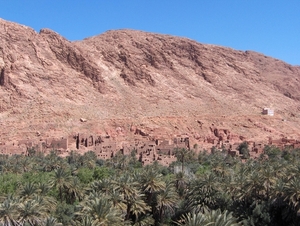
[2,117,300,166]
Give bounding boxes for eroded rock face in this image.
[0,18,300,144]
[39,29,106,92]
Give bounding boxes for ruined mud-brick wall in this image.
[174,136,190,149]
[156,154,177,166]
[46,138,68,150]
[94,140,117,159]
[121,142,136,155]
[136,141,156,155]
[0,144,26,155]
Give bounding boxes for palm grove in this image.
[0,143,300,225]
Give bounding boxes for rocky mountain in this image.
[1,18,300,146]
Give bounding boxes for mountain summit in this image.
[1,18,300,144]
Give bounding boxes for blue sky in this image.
[1,1,299,65]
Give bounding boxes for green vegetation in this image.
[0,146,300,225]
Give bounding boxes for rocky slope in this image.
[1,18,300,146]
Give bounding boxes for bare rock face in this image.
[39,29,105,92]
[1,18,300,145]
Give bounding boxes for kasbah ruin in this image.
[1,108,300,166]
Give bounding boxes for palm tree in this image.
[0,195,19,226]
[132,214,154,226]
[138,167,166,223]
[76,216,92,226]
[175,172,189,198]
[130,195,151,224]
[176,208,241,226]
[17,199,49,226]
[112,174,140,220]
[37,182,52,196]
[284,177,300,209]
[110,152,130,170]
[140,167,166,199]
[1,161,13,173]
[32,195,57,216]
[244,170,264,201]
[67,150,81,167]
[273,178,285,201]
[49,168,72,202]
[107,189,127,213]
[175,210,207,226]
[190,172,221,209]
[259,162,277,200]
[65,177,83,204]
[156,181,178,223]
[18,182,38,200]
[42,217,63,226]
[205,209,242,226]
[174,148,193,173]
[80,151,97,169]
[89,178,112,195]
[42,151,66,172]
[229,164,249,201]
[7,155,23,174]
[18,156,33,173]
[77,197,123,226]
[211,160,231,181]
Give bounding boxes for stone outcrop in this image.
[0,18,300,146]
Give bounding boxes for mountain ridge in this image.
[0,18,300,146]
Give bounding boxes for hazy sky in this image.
[1,1,299,65]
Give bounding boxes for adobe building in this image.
[94,136,117,160]
[174,136,190,149]
[262,108,274,116]
[46,137,68,150]
[156,139,174,155]
[3,129,300,166]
